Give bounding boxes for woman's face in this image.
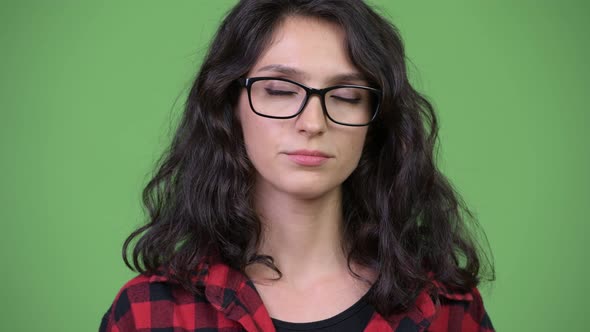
[237,16,369,200]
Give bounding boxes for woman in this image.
[100,1,495,331]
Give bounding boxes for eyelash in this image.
[265,88,298,96]
[331,95,361,104]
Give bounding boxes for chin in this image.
[276,177,342,200]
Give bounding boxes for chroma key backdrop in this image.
[1,1,588,331]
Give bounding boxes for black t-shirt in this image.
[272,296,374,332]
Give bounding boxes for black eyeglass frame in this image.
[237,77,382,127]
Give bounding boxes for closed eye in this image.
[265,88,298,96]
[331,95,361,104]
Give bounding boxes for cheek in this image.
[238,96,259,155]
[341,129,368,167]
[238,95,274,168]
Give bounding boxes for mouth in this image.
[286,149,332,157]
[283,149,333,166]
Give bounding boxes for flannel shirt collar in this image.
[148,255,474,332]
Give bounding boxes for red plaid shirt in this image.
[100,255,495,331]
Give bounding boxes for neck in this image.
[249,182,348,286]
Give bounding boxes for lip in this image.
[284,149,333,166]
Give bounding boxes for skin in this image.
[238,16,376,322]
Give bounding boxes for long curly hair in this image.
[123,0,495,317]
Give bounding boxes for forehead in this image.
[249,16,361,83]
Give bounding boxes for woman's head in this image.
[125,0,493,317]
[188,0,415,200]
[238,16,372,200]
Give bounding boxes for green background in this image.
[1,1,588,331]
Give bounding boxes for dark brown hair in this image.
[123,0,495,317]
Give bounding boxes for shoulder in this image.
[427,281,495,332]
[99,274,174,331]
[99,273,225,332]
[365,281,495,332]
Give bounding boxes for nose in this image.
[294,94,327,136]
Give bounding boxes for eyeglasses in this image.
[238,77,381,127]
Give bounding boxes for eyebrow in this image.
[255,64,368,84]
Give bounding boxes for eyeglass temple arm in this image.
[237,78,248,87]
